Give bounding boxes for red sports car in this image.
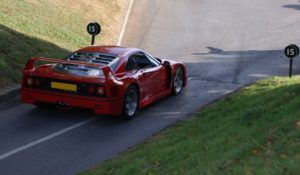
[21,46,188,119]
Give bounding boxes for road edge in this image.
[117,0,135,46]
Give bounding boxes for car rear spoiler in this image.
[24,57,102,70]
[24,57,122,85]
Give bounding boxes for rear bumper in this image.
[21,88,123,115]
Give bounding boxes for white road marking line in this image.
[117,0,135,46]
[0,117,97,160]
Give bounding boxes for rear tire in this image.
[171,67,184,95]
[121,86,139,120]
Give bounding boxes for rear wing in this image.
[24,57,102,70]
[24,57,121,84]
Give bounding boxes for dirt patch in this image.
[22,0,129,45]
[48,0,129,45]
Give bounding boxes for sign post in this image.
[87,22,101,45]
[284,44,299,78]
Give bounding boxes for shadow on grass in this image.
[0,24,70,86]
[282,4,300,11]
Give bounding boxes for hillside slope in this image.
[0,0,128,86]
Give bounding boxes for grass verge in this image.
[82,77,300,175]
[0,0,128,86]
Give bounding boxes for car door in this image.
[144,52,167,95]
[126,54,151,101]
[132,52,166,97]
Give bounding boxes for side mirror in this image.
[163,61,170,67]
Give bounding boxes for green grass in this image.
[0,0,126,86]
[0,24,70,85]
[0,1,89,50]
[82,77,300,175]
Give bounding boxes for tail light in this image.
[26,77,34,86]
[25,77,41,88]
[87,85,105,97]
[96,86,105,96]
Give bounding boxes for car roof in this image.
[75,46,140,57]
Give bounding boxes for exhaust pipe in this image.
[56,101,71,109]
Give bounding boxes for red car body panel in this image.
[21,46,188,116]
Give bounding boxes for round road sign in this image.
[87,22,101,35]
[284,44,299,59]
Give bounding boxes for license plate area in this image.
[51,82,77,92]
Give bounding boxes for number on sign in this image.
[88,26,96,33]
[286,48,295,56]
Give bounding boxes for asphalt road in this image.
[1,0,300,174]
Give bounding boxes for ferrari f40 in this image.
[21,46,188,119]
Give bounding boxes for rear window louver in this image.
[68,52,117,65]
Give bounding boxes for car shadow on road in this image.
[13,105,137,132]
[20,106,93,122]
[282,4,300,11]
